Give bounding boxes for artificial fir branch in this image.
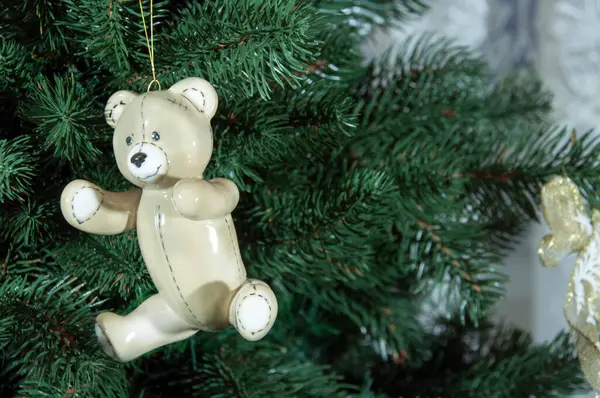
[313,0,429,33]
[2,200,57,249]
[0,275,128,396]
[0,0,67,51]
[365,321,583,397]
[455,125,600,246]
[24,0,69,51]
[0,136,37,203]
[61,0,170,80]
[207,80,357,188]
[21,75,102,163]
[153,0,322,100]
[448,328,585,397]
[53,233,153,303]
[130,340,351,398]
[310,25,369,85]
[0,40,34,92]
[242,168,397,281]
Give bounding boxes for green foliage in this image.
[53,232,153,302]
[449,329,585,397]
[0,137,37,203]
[154,0,323,100]
[243,168,397,286]
[362,320,585,397]
[21,74,102,163]
[3,200,56,248]
[61,0,170,79]
[0,0,593,396]
[0,40,34,92]
[130,339,350,397]
[0,0,66,50]
[0,275,128,397]
[314,0,429,32]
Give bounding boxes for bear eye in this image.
[151,131,160,141]
[126,136,132,146]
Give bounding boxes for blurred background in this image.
[364,1,599,396]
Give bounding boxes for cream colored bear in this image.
[59,78,278,362]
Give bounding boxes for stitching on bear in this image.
[156,206,206,328]
[225,217,244,282]
[104,108,114,124]
[167,98,189,110]
[182,88,206,113]
[141,142,169,179]
[140,96,147,141]
[71,186,103,225]
[236,289,272,334]
[105,100,127,126]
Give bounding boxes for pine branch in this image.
[0,40,34,92]
[205,98,290,188]
[2,200,57,249]
[0,275,128,396]
[150,0,322,100]
[353,36,550,147]
[448,328,586,397]
[0,136,37,203]
[207,80,357,188]
[392,200,508,324]
[367,321,585,398]
[78,157,136,193]
[242,168,397,284]
[25,0,69,51]
[21,74,102,164]
[313,0,429,35]
[0,0,67,51]
[61,0,170,79]
[240,168,430,356]
[53,232,153,303]
[131,339,349,398]
[342,297,426,367]
[469,127,600,222]
[279,80,357,161]
[313,25,365,82]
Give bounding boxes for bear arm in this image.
[60,179,141,235]
[172,178,239,221]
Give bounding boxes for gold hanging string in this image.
[138,0,161,91]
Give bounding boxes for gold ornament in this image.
[539,175,600,393]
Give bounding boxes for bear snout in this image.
[130,152,147,168]
[126,143,168,182]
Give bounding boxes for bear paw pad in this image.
[71,187,102,224]
[237,293,271,334]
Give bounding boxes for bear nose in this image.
[130,152,147,168]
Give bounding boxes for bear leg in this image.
[228,279,278,341]
[95,293,198,362]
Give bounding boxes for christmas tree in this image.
[0,0,594,396]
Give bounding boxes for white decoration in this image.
[71,187,102,223]
[237,294,271,332]
[572,223,600,324]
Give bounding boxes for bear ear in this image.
[169,78,219,119]
[104,90,138,128]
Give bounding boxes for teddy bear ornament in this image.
[59,78,278,362]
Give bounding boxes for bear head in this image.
[104,78,218,188]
